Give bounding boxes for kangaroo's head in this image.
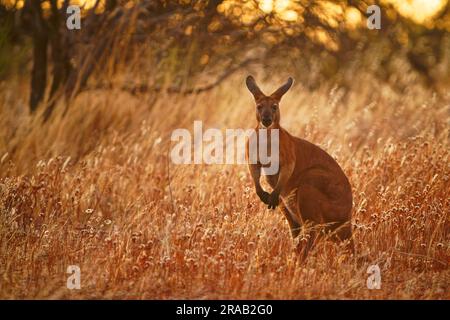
[246,75,294,128]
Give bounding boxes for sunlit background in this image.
[2,0,448,24]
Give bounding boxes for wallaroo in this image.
[245,76,354,254]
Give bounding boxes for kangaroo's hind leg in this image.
[279,201,301,238]
[280,189,321,260]
[279,191,303,239]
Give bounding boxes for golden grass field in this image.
[0,74,449,299]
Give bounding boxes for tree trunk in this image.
[44,0,72,121]
[28,0,48,113]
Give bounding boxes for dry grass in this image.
[0,74,449,299]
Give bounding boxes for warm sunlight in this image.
[2,0,447,25]
[259,0,299,21]
[386,0,447,24]
[1,0,102,9]
[258,0,447,24]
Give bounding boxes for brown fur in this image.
[245,76,354,253]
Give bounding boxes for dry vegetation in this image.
[0,72,449,299]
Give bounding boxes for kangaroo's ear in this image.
[271,77,294,100]
[246,75,264,100]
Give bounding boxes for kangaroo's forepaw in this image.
[257,190,270,205]
[267,191,280,209]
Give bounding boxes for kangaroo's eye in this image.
[257,105,263,110]
[272,104,278,111]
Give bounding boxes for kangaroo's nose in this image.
[262,117,272,127]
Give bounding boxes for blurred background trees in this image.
[1,0,449,120]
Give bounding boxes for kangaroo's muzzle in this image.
[261,117,272,127]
